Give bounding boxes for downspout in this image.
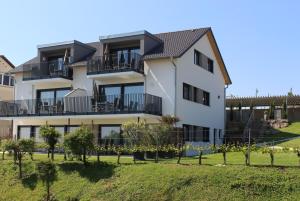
[170,56,177,119]
[224,84,229,143]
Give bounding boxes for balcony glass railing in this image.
[22,60,73,81]
[0,93,162,117]
[87,52,144,75]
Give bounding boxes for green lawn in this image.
[0,153,300,201]
[260,122,300,144]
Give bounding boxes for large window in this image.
[36,88,71,114]
[0,73,14,86]
[183,124,210,142]
[183,83,210,106]
[194,50,214,73]
[99,125,121,145]
[99,83,144,111]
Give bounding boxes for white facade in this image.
[3,30,230,149]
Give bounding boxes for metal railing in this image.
[22,60,73,81]
[87,52,144,75]
[0,93,162,117]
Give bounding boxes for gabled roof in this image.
[11,27,231,84]
[144,28,231,85]
[0,55,15,68]
[143,28,210,60]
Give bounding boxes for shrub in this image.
[40,125,61,161]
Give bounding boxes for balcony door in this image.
[110,48,140,68]
[37,88,70,114]
[98,83,144,112]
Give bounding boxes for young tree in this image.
[40,125,61,161]
[268,101,275,120]
[122,120,149,161]
[148,123,171,163]
[64,125,94,165]
[94,144,105,163]
[36,161,57,201]
[112,145,127,164]
[212,144,232,165]
[10,139,35,178]
[237,144,257,166]
[282,101,288,119]
[192,145,205,165]
[262,146,277,166]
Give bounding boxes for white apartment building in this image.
[0,28,231,146]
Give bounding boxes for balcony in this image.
[22,60,73,84]
[0,93,162,117]
[86,52,144,80]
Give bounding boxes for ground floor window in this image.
[183,124,210,142]
[17,125,81,142]
[98,125,121,145]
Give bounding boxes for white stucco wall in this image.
[175,34,226,145]
[144,59,175,116]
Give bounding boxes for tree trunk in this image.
[64,149,67,161]
[245,152,249,166]
[83,147,86,165]
[223,152,227,165]
[198,151,202,165]
[13,150,17,164]
[2,150,4,160]
[117,153,121,164]
[30,153,34,161]
[46,181,50,201]
[47,149,50,158]
[97,152,100,163]
[133,154,136,164]
[177,149,182,164]
[270,153,274,166]
[155,150,159,163]
[18,153,22,179]
[51,148,54,161]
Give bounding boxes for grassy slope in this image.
[0,153,300,201]
[261,122,300,144]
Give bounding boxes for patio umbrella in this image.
[104,44,109,67]
[93,81,99,102]
[63,49,69,64]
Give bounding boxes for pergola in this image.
[226,95,300,108]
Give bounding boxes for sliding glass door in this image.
[37,88,70,114]
[98,83,144,112]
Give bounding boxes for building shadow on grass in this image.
[22,173,38,190]
[58,161,116,182]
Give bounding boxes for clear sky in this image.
[0,0,299,97]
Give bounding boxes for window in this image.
[0,74,2,84]
[194,49,214,74]
[183,83,210,106]
[208,59,214,73]
[183,124,210,142]
[18,126,31,139]
[183,83,191,100]
[10,77,14,86]
[99,125,121,145]
[3,74,10,86]
[203,91,210,106]
[203,127,210,142]
[183,124,192,141]
[194,50,201,66]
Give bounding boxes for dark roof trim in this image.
[37,40,96,51]
[177,28,211,57]
[0,55,15,68]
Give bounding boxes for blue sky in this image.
[0,0,299,97]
